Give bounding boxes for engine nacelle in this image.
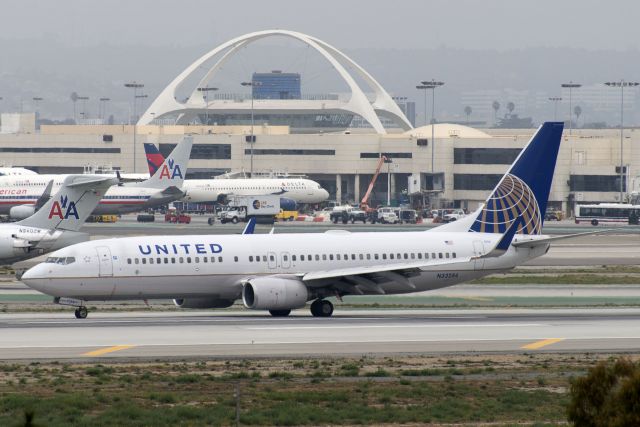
[242,277,308,310]
[173,298,234,309]
[9,205,36,221]
[0,236,30,259]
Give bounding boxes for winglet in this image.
[242,217,257,235]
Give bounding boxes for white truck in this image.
[218,195,280,224]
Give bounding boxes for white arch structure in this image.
[138,30,413,133]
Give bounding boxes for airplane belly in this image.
[111,273,243,299]
[60,278,116,300]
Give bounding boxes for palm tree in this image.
[574,105,582,128]
[464,106,472,124]
[507,102,515,117]
[492,101,500,125]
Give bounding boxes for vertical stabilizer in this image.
[130,136,192,189]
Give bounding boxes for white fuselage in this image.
[22,231,549,301]
[0,225,87,264]
[0,175,176,215]
[180,178,329,204]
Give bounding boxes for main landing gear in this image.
[310,299,333,317]
[269,309,291,317]
[74,306,88,319]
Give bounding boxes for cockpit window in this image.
[45,256,76,265]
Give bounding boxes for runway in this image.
[1,308,640,360]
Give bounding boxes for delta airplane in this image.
[24,123,581,319]
[144,143,329,204]
[0,137,193,220]
[0,174,117,265]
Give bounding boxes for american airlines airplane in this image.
[144,143,329,204]
[0,138,193,219]
[23,123,575,319]
[0,174,116,265]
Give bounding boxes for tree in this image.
[464,106,472,124]
[574,105,582,127]
[567,358,640,426]
[507,101,515,117]
[492,101,500,125]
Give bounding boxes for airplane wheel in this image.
[269,309,291,317]
[74,307,88,319]
[311,299,333,317]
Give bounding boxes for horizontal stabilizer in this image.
[511,229,613,248]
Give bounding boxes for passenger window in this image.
[195,257,199,263]
[374,254,379,260]
[446,253,450,259]
[149,258,154,264]
[404,253,408,259]
[249,256,253,262]
[234,256,238,262]
[315,255,320,261]
[432,253,436,259]
[397,253,401,259]
[329,254,334,261]
[187,257,192,263]
[179,257,184,263]
[351,254,356,260]
[142,258,147,264]
[270,255,275,262]
[382,254,387,260]
[439,253,443,259]
[211,257,215,263]
[164,258,169,264]
[283,255,288,261]
[135,258,139,265]
[322,254,327,261]
[301,255,305,261]
[127,258,132,264]
[453,253,457,259]
[411,253,415,259]
[218,256,223,262]
[263,256,267,262]
[359,254,364,260]
[171,258,176,264]
[366,254,371,260]
[292,255,296,261]
[336,254,341,260]
[418,253,423,259]
[390,254,394,260]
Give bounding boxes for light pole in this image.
[605,80,640,202]
[241,81,262,177]
[197,86,218,125]
[418,80,445,173]
[548,97,562,121]
[125,82,144,173]
[385,157,393,206]
[99,97,110,122]
[561,82,581,135]
[32,97,43,127]
[77,96,89,121]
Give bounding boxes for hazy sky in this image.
[2,0,639,50]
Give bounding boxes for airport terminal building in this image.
[0,120,637,216]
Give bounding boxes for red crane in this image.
[360,155,388,211]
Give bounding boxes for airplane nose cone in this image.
[20,265,50,294]
[322,189,329,199]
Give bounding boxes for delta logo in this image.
[158,159,183,180]
[48,195,79,220]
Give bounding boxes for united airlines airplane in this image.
[0,174,116,265]
[23,123,574,319]
[144,143,329,204]
[0,137,193,219]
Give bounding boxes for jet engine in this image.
[9,205,36,221]
[242,277,309,310]
[173,298,234,309]
[0,236,31,259]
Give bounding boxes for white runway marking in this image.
[247,323,547,330]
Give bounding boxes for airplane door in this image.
[473,241,485,270]
[281,252,291,269]
[96,246,113,277]
[267,252,277,269]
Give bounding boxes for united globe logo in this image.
[470,174,542,235]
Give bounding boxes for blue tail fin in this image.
[469,122,564,235]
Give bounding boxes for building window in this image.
[160,143,231,160]
[454,148,520,165]
[245,148,335,156]
[454,174,503,190]
[0,147,121,154]
[569,175,625,192]
[360,152,412,159]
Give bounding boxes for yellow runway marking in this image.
[521,338,564,350]
[83,345,135,357]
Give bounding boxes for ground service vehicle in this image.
[376,207,399,224]
[575,203,638,226]
[443,209,466,223]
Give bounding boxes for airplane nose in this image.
[20,265,50,294]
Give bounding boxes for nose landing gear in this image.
[310,299,333,317]
[74,306,88,319]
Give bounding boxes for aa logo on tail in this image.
[158,159,183,180]
[48,195,79,220]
